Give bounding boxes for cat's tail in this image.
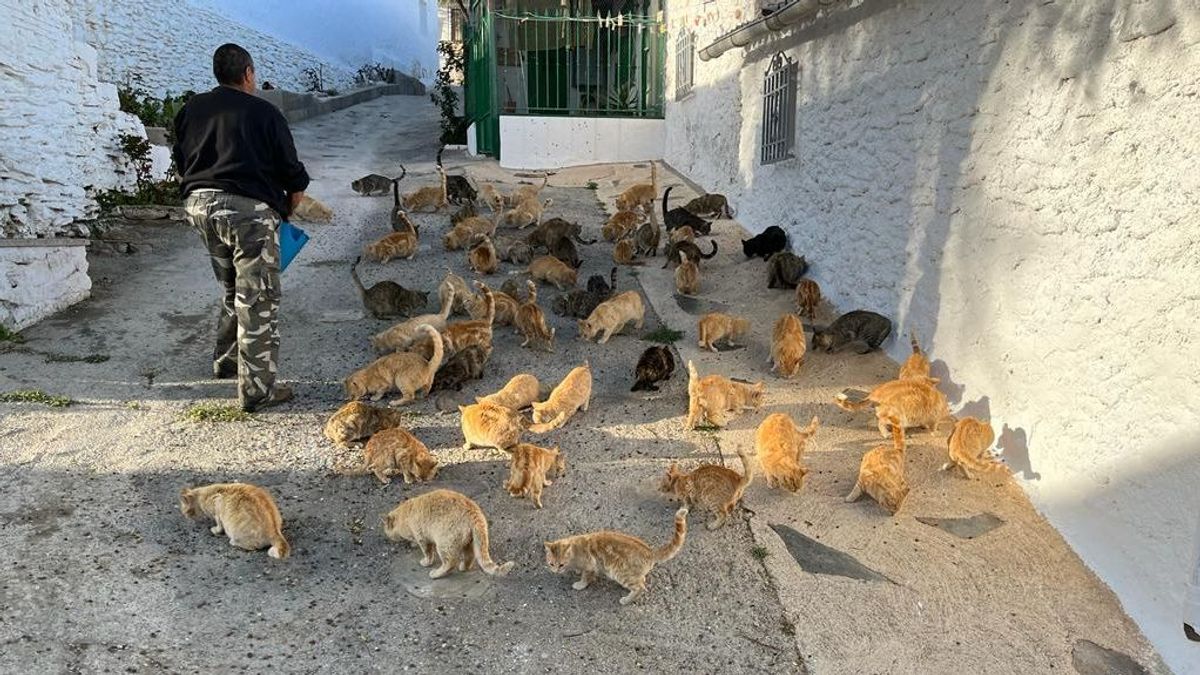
[700,240,719,259]
[800,415,820,436]
[654,507,689,563]
[662,185,672,228]
[418,324,444,380]
[268,532,291,560]
[834,392,874,412]
[910,332,922,355]
[392,176,401,209]
[526,279,538,305]
[438,288,455,322]
[609,266,618,293]
[686,360,699,399]
[469,509,514,577]
[539,172,548,191]
[350,257,367,299]
[528,410,569,433]
[735,446,754,493]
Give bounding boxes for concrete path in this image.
[0,94,1162,673]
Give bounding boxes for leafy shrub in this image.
[355,62,398,85]
[94,132,181,212]
[0,390,72,407]
[300,66,325,93]
[117,76,194,129]
[431,41,467,145]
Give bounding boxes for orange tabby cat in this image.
[323,401,410,448]
[603,210,642,242]
[469,283,519,327]
[612,237,643,266]
[770,313,806,378]
[505,443,566,509]
[578,290,644,343]
[941,417,1006,479]
[401,167,448,212]
[669,226,696,245]
[531,362,592,429]
[613,163,657,213]
[444,214,499,250]
[476,373,540,410]
[383,489,514,578]
[459,401,559,451]
[515,280,555,351]
[362,427,439,485]
[898,333,935,381]
[179,483,289,559]
[684,360,766,430]
[364,230,418,262]
[528,255,577,290]
[658,448,753,530]
[508,174,548,206]
[370,290,455,353]
[697,312,749,352]
[441,284,495,357]
[544,506,687,606]
[835,377,950,438]
[845,416,909,515]
[795,279,821,320]
[292,194,333,223]
[344,324,443,404]
[468,234,499,275]
[674,252,700,295]
[755,414,819,493]
[504,197,553,228]
[439,270,474,316]
[480,184,505,212]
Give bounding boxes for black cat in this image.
[742,225,788,259]
[631,345,675,392]
[662,187,712,234]
[812,310,892,354]
[436,147,476,205]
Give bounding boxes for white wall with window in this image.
[663,0,1200,671]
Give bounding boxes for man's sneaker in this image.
[213,360,238,380]
[241,385,294,413]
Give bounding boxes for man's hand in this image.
[288,191,305,215]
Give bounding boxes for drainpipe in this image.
[698,0,833,61]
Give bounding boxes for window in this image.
[760,51,797,165]
[675,29,694,100]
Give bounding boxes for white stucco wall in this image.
[665,0,1200,671]
[0,242,92,330]
[499,116,666,170]
[70,0,353,95]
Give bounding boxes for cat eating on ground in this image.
[766,251,808,289]
[179,482,290,559]
[528,255,577,290]
[515,280,556,352]
[835,376,951,438]
[383,489,514,578]
[845,416,909,515]
[361,427,439,485]
[344,324,443,404]
[659,447,753,530]
[459,401,559,451]
[683,192,733,219]
[770,313,806,378]
[323,401,411,448]
[795,279,821,319]
[741,225,788,260]
[674,252,701,296]
[755,414,819,493]
[530,362,592,430]
[552,267,617,318]
[505,443,566,509]
[685,361,765,430]
[941,417,1006,480]
[476,373,540,410]
[431,344,489,392]
[468,234,499,275]
[631,345,675,392]
[578,291,645,343]
[662,240,718,268]
[351,257,427,319]
[370,290,455,353]
[662,187,712,234]
[613,163,657,214]
[697,313,749,352]
[812,310,892,354]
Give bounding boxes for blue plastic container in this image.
[278,221,309,272]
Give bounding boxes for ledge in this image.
[0,238,89,248]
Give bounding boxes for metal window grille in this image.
[761,51,797,165]
[675,29,694,100]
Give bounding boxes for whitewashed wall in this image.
[499,116,666,170]
[70,0,353,95]
[665,0,1200,671]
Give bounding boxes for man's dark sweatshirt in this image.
[172,86,310,218]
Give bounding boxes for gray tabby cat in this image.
[812,310,892,354]
[766,251,808,289]
[351,257,429,319]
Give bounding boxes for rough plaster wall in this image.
[0,245,91,329]
[70,0,353,95]
[665,0,1200,671]
[0,0,143,238]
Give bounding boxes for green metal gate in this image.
[465,1,499,157]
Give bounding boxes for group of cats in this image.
[178,161,1005,606]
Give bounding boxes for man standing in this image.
[173,43,309,411]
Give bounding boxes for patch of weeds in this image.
[0,325,23,343]
[0,390,72,407]
[43,352,109,364]
[750,546,769,561]
[643,326,683,344]
[585,181,598,190]
[693,424,721,434]
[126,401,143,410]
[183,403,251,423]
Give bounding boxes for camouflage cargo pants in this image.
[184,190,281,409]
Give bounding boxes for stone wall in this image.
[664,0,1200,670]
[0,241,91,330]
[0,0,143,239]
[69,0,353,95]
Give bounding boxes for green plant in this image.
[0,390,72,407]
[183,403,252,423]
[324,88,340,97]
[42,352,109,364]
[355,62,397,85]
[643,326,683,344]
[117,77,193,129]
[300,65,325,93]
[586,181,598,190]
[93,132,182,212]
[431,41,467,145]
[606,84,638,112]
[750,546,769,561]
[0,325,23,343]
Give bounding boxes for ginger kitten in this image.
[613,163,657,213]
[441,283,495,357]
[697,313,749,352]
[383,489,514,578]
[515,280,556,352]
[658,448,753,530]
[685,361,765,430]
[544,506,688,606]
[578,290,644,343]
[344,324,443,404]
[528,255,577,290]
[470,283,519,327]
[835,377,951,438]
[674,252,701,295]
[941,417,1006,479]
[755,414,819,493]
[770,313,806,378]
[504,197,553,229]
[468,234,499,275]
[362,427,439,485]
[795,279,821,320]
[364,230,418,263]
[370,290,455,353]
[323,401,410,448]
[480,184,505,212]
[476,373,541,410]
[459,401,558,451]
[505,443,566,509]
[603,210,642,242]
[179,483,289,559]
[845,416,909,515]
[899,333,934,381]
[530,362,592,430]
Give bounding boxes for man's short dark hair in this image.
[213,43,254,85]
